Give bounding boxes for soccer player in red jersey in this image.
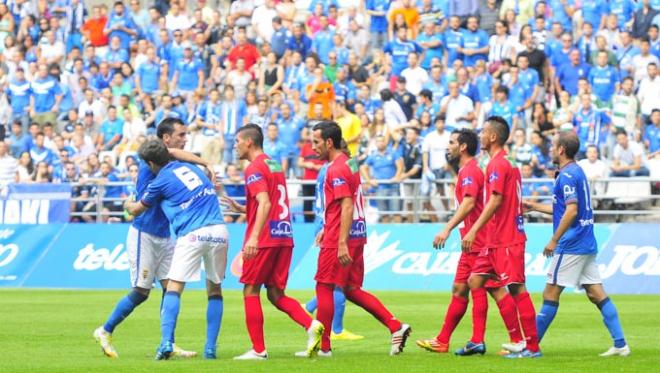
[223,124,324,360]
[462,116,541,358]
[311,121,411,357]
[416,129,525,356]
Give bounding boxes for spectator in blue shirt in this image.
[222,163,246,223]
[581,0,610,30]
[384,27,423,76]
[610,0,637,30]
[276,102,305,168]
[270,16,291,59]
[417,21,443,69]
[422,64,448,104]
[97,106,124,151]
[287,23,312,59]
[416,89,440,119]
[556,49,591,96]
[312,16,335,64]
[8,68,31,125]
[30,63,63,126]
[490,86,518,133]
[366,0,390,50]
[135,47,161,112]
[443,16,464,66]
[644,109,660,156]
[573,94,611,157]
[360,135,404,223]
[219,85,248,164]
[171,46,204,95]
[105,36,130,73]
[8,121,31,157]
[263,123,289,172]
[460,16,489,67]
[104,1,138,50]
[589,51,621,105]
[29,132,56,166]
[549,0,575,32]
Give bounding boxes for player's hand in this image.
[433,229,449,250]
[315,229,324,247]
[221,196,241,213]
[543,239,557,258]
[204,164,217,185]
[523,200,536,213]
[461,230,476,252]
[338,243,353,266]
[243,236,258,260]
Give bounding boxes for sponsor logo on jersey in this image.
[349,221,367,238]
[246,173,264,185]
[461,176,473,187]
[269,220,293,238]
[196,234,227,244]
[332,178,346,187]
[488,171,499,183]
[516,215,525,233]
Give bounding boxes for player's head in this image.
[481,116,509,151]
[311,120,342,161]
[138,139,171,174]
[448,128,479,162]
[552,131,580,164]
[157,117,187,149]
[235,123,264,160]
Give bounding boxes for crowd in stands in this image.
[0,0,659,223]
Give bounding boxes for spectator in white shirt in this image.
[251,0,278,43]
[578,144,610,196]
[165,2,191,32]
[39,30,65,65]
[380,88,408,131]
[400,52,429,96]
[0,141,18,187]
[637,62,660,124]
[421,114,451,213]
[631,38,660,84]
[611,130,650,177]
[440,81,475,130]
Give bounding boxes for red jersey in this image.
[484,150,526,248]
[227,43,260,71]
[300,142,326,180]
[244,153,294,248]
[322,154,367,248]
[455,158,486,252]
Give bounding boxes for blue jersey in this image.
[491,100,517,128]
[384,39,423,76]
[581,0,609,28]
[475,73,493,102]
[142,161,223,237]
[553,162,597,255]
[416,32,443,69]
[557,62,590,96]
[175,58,203,91]
[549,0,574,31]
[610,0,636,30]
[7,79,31,115]
[30,77,62,113]
[573,108,611,152]
[443,28,464,65]
[313,163,329,234]
[588,65,620,103]
[461,29,488,67]
[137,61,161,94]
[366,0,390,32]
[365,150,400,190]
[105,13,137,50]
[132,163,170,238]
[312,29,335,65]
[644,125,660,153]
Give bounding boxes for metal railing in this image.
[66,177,660,223]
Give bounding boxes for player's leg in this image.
[535,252,573,343]
[579,255,629,356]
[157,279,186,359]
[487,286,525,345]
[315,247,339,353]
[304,296,318,314]
[330,287,363,340]
[535,284,563,342]
[236,283,268,359]
[202,227,228,359]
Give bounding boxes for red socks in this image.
[436,295,468,344]
[496,293,524,343]
[345,288,402,333]
[470,288,488,344]
[316,283,334,351]
[513,292,540,352]
[274,295,313,330]
[244,295,265,353]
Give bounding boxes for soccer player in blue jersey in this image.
[124,138,228,360]
[94,118,215,359]
[524,132,630,357]
[304,140,363,341]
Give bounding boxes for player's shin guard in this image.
[274,295,313,329]
[205,296,223,352]
[161,291,181,345]
[345,288,402,333]
[103,290,148,333]
[536,300,559,342]
[470,288,488,344]
[597,297,626,348]
[332,288,346,334]
[436,295,468,344]
[316,283,334,352]
[513,292,540,352]
[496,294,524,343]
[244,295,266,353]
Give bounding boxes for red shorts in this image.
[472,243,526,285]
[315,245,364,288]
[455,251,502,288]
[240,246,292,289]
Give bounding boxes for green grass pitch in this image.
[1,290,658,372]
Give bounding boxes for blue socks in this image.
[205,296,224,352]
[103,290,148,333]
[536,300,559,342]
[332,288,346,334]
[161,291,181,345]
[597,297,626,348]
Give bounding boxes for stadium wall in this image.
[0,223,658,294]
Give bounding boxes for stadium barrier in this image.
[0,223,658,294]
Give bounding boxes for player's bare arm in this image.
[338,197,354,266]
[124,199,148,217]
[167,148,216,185]
[462,193,502,251]
[244,192,271,260]
[435,195,476,250]
[524,200,553,215]
[544,203,577,258]
[221,196,247,214]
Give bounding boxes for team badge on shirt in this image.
[488,172,499,183]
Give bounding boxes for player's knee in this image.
[452,283,469,298]
[542,285,562,302]
[206,281,222,298]
[133,287,151,297]
[266,287,284,304]
[584,285,607,304]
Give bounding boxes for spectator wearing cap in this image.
[611,129,650,177]
[287,23,312,59]
[103,1,137,51]
[417,22,443,70]
[384,27,423,77]
[361,134,404,223]
[366,0,390,50]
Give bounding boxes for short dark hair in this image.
[419,89,433,99]
[138,139,170,167]
[380,89,393,101]
[312,121,342,149]
[486,116,510,146]
[495,85,509,97]
[452,128,479,156]
[157,117,184,139]
[236,123,264,148]
[557,131,580,159]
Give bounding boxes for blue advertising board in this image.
[0,223,658,294]
[0,184,71,224]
